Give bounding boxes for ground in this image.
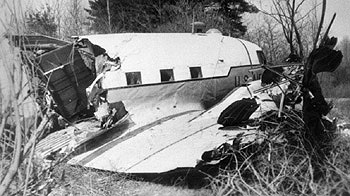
[48,164,212,196]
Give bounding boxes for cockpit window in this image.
[190,67,203,79]
[160,69,174,82]
[126,72,142,85]
[257,51,267,65]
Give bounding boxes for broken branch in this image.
[313,0,327,50]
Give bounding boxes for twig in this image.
[23,115,51,157]
[313,0,326,50]
[23,113,39,196]
[320,13,336,46]
[0,89,23,195]
[278,91,285,118]
[0,112,10,141]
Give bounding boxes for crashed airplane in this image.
[77,31,267,128]
[12,30,290,174]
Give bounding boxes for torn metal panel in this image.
[217,98,259,126]
[10,35,70,54]
[10,35,96,119]
[67,80,282,173]
[35,114,132,159]
[310,46,343,74]
[261,66,284,85]
[36,44,95,119]
[302,36,343,141]
[69,110,238,173]
[75,38,120,78]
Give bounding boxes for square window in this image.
[160,69,174,82]
[126,72,142,85]
[189,67,203,79]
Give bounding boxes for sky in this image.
[325,0,350,39]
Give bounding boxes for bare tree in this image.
[260,0,322,61]
[0,1,53,195]
[107,0,112,33]
[26,4,58,37]
[245,15,289,63]
[50,0,64,38]
[61,0,86,38]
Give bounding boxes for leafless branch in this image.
[0,111,10,142]
[296,3,322,23]
[320,13,336,46]
[0,75,23,196]
[313,0,327,50]
[295,0,307,12]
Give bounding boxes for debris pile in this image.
[197,35,344,194]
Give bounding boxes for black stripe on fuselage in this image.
[77,110,199,166]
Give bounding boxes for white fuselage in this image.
[80,32,265,125]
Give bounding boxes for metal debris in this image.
[217,98,259,126]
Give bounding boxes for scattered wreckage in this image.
[10,29,342,176]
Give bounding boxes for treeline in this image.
[85,0,257,36]
[26,0,86,39]
[26,0,258,38]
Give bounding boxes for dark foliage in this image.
[85,0,174,33]
[85,0,257,35]
[26,5,57,37]
[212,0,258,36]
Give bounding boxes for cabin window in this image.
[126,72,142,85]
[257,51,267,65]
[160,69,174,82]
[189,67,203,79]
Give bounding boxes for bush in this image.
[209,110,350,196]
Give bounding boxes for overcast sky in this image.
[324,0,350,39]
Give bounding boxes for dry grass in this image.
[0,1,53,194]
[39,130,348,196]
[47,164,212,196]
[207,109,350,196]
[209,135,350,196]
